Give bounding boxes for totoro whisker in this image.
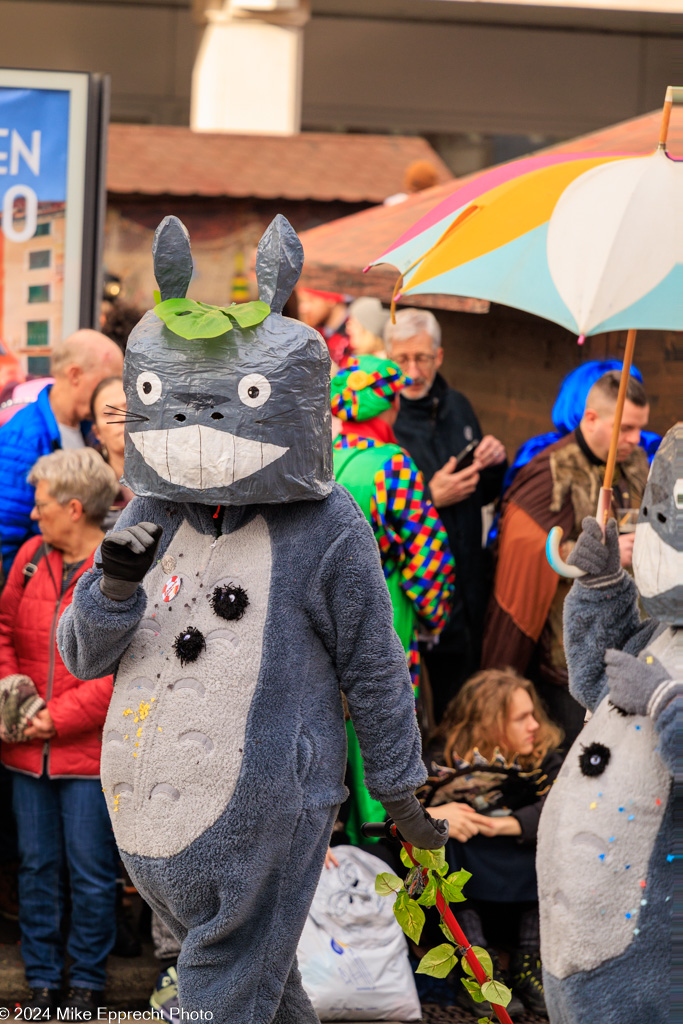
[104,405,149,424]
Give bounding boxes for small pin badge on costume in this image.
[163,575,182,603]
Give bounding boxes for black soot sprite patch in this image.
[579,742,611,777]
[211,584,249,622]
[173,627,206,666]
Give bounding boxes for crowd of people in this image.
[0,290,663,1021]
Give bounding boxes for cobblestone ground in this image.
[1,909,548,1023]
[421,1004,546,1024]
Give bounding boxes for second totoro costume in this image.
[58,216,447,1023]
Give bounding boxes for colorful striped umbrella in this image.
[372,146,682,340]
[370,87,683,575]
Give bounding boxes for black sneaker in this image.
[61,988,105,1017]
[452,951,524,1018]
[22,989,60,1016]
[510,950,548,1016]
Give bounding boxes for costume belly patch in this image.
[101,516,272,858]
[537,694,668,979]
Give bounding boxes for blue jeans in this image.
[12,772,117,990]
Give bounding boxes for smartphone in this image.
[454,439,479,469]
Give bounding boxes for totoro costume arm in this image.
[57,497,164,680]
[306,516,427,802]
[563,571,660,713]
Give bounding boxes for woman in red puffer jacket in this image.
[0,448,119,1016]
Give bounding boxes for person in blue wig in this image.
[502,361,661,494]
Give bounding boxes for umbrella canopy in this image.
[373,148,682,338]
[370,86,683,578]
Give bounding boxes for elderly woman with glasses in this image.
[0,448,119,1017]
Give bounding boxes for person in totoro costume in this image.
[58,215,447,1023]
[536,422,681,1024]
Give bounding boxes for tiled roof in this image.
[542,108,683,158]
[298,106,681,306]
[106,124,452,203]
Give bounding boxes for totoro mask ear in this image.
[255,215,304,315]
[153,216,193,301]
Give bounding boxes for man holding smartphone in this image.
[385,308,507,722]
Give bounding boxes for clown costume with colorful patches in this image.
[536,422,681,1024]
[58,215,447,1024]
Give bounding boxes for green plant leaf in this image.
[440,921,457,944]
[462,947,493,979]
[411,845,447,872]
[439,880,467,903]
[415,943,457,979]
[375,873,404,897]
[416,875,438,907]
[393,892,425,944]
[481,980,512,1007]
[400,847,414,869]
[450,868,473,887]
[439,869,471,903]
[478,1017,494,1024]
[152,289,161,304]
[153,298,270,340]
[221,300,270,327]
[461,978,487,1003]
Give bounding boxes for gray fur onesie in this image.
[536,424,681,1024]
[58,216,427,1024]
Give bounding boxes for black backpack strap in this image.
[22,542,49,589]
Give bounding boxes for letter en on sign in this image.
[10,130,41,175]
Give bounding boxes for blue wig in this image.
[502,360,661,494]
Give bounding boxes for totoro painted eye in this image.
[136,371,162,406]
[238,373,271,409]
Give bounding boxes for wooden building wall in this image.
[437,303,681,459]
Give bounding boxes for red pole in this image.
[403,842,515,1024]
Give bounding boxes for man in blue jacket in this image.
[0,330,123,577]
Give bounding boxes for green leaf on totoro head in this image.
[154,297,270,339]
[416,943,457,979]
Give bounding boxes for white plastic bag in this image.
[298,845,421,1021]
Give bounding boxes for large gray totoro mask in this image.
[121,215,333,506]
[632,421,682,625]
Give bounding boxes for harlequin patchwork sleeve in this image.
[371,451,455,634]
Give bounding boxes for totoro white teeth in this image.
[129,425,288,489]
[632,521,683,598]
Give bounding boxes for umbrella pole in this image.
[596,327,638,529]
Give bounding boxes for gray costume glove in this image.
[381,793,449,849]
[98,522,163,601]
[604,648,670,716]
[567,516,623,588]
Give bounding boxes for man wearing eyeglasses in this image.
[386,308,507,722]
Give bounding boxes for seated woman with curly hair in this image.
[425,668,564,1018]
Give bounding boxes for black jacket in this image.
[394,374,506,651]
